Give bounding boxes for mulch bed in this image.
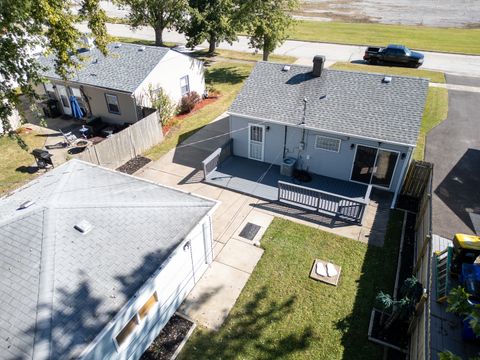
[162,96,220,136]
[116,156,151,175]
[370,309,409,351]
[140,314,195,360]
[397,212,416,288]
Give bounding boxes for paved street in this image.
[77,22,480,77]
[425,75,480,239]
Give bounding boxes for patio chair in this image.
[59,129,79,147]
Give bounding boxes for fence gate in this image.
[396,160,433,212]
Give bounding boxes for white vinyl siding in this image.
[315,135,341,152]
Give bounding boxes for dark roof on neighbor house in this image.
[38,43,171,93]
[229,62,429,146]
[0,160,215,360]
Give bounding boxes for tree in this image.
[0,0,108,145]
[115,0,188,46]
[238,0,298,61]
[185,0,239,54]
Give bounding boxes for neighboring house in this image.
[36,42,205,125]
[0,109,21,134]
[0,159,216,360]
[228,57,429,207]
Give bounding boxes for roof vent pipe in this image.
[312,55,325,77]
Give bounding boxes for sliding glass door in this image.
[351,145,399,188]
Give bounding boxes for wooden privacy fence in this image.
[76,111,164,169]
[401,160,433,199]
[278,181,372,224]
[409,163,433,360]
[202,139,233,179]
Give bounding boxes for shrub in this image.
[179,91,201,114]
[147,86,176,126]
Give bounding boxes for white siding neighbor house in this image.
[0,159,217,360]
[226,57,429,208]
[36,42,205,125]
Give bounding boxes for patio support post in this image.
[391,146,413,209]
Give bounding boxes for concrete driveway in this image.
[425,75,480,239]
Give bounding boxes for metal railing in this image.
[201,139,233,179]
[278,180,371,224]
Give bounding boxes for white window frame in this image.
[105,93,121,115]
[180,75,190,96]
[315,135,341,152]
[113,291,159,352]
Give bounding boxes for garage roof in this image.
[229,62,429,146]
[38,43,171,93]
[0,160,215,359]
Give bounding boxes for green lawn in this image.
[144,62,253,160]
[180,212,404,360]
[290,21,480,55]
[415,87,449,160]
[0,131,46,195]
[330,62,446,83]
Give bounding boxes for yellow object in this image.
[453,234,480,251]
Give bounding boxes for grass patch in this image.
[330,62,446,83]
[143,62,253,160]
[414,87,449,160]
[180,212,404,359]
[290,21,480,55]
[0,131,46,195]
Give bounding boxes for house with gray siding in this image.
[0,159,216,360]
[227,57,429,208]
[37,41,205,125]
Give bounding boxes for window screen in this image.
[138,293,158,320]
[115,316,138,346]
[105,93,120,114]
[315,136,341,152]
[180,75,190,96]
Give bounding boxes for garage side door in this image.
[189,221,212,283]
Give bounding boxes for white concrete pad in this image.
[216,238,264,274]
[179,261,250,330]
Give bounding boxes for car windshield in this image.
[404,48,411,56]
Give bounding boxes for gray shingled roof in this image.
[38,43,170,93]
[229,62,429,146]
[0,160,215,359]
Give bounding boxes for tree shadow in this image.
[179,286,315,360]
[206,66,249,85]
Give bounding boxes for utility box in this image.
[280,157,296,177]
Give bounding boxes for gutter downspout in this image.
[391,146,413,209]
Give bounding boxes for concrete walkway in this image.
[134,114,392,330]
[76,22,480,78]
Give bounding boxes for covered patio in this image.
[204,155,371,224]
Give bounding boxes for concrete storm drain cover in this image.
[239,222,261,240]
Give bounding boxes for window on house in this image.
[138,292,158,320]
[315,135,341,152]
[105,93,120,114]
[180,75,190,96]
[115,315,138,346]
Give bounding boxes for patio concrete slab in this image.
[216,238,264,274]
[179,261,251,331]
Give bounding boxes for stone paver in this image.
[215,238,264,274]
[178,261,251,331]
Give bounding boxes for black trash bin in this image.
[32,149,54,169]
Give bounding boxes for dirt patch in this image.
[140,314,194,360]
[116,156,151,174]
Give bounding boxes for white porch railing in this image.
[278,180,372,224]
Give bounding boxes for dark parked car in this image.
[363,44,424,68]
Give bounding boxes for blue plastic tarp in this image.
[69,95,84,119]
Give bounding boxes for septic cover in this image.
[239,222,261,240]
